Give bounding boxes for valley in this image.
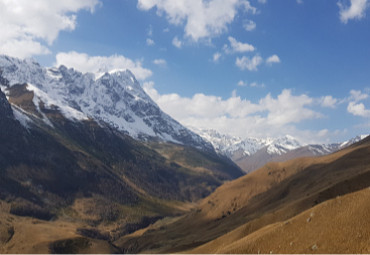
[1,55,369,254]
[1,0,370,254]
[118,135,370,253]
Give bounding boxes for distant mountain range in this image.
[191,128,368,173]
[118,134,370,254]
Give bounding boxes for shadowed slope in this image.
[0,84,243,253]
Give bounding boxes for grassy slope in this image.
[0,204,119,254]
[117,136,370,253]
[189,136,370,253]
[192,187,370,254]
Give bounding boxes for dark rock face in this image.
[0,87,24,146]
[0,69,10,88]
[0,88,13,119]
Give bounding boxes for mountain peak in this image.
[0,55,212,151]
[340,134,369,148]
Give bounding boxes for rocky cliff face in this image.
[0,88,12,119]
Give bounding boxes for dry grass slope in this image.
[193,187,370,254]
[0,210,119,254]
[118,136,370,253]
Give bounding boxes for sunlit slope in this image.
[118,136,370,253]
[191,187,370,254]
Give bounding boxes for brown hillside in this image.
[0,201,119,254]
[117,136,370,253]
[191,186,370,254]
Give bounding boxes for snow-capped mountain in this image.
[339,135,369,149]
[303,134,369,156]
[192,128,369,173]
[0,55,212,151]
[192,128,301,158]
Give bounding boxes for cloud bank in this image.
[0,0,100,58]
[137,0,257,42]
[143,82,331,143]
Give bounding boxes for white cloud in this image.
[320,95,338,108]
[172,36,183,48]
[213,52,222,62]
[147,25,153,36]
[349,89,368,102]
[146,38,155,46]
[236,55,263,71]
[258,0,267,3]
[0,39,51,59]
[250,82,265,88]
[153,58,167,66]
[347,89,370,117]
[338,0,369,23]
[347,102,370,117]
[297,0,304,4]
[237,80,265,88]
[260,89,321,126]
[243,19,256,31]
[0,0,100,58]
[237,80,246,86]
[266,54,281,64]
[224,36,255,53]
[55,51,152,80]
[144,82,325,142]
[137,0,257,42]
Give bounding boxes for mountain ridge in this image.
[192,128,368,173]
[0,56,244,253]
[0,55,212,151]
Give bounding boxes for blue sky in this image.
[1,0,370,143]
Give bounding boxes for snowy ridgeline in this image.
[0,55,211,151]
[0,55,366,156]
[191,128,301,156]
[191,128,369,158]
